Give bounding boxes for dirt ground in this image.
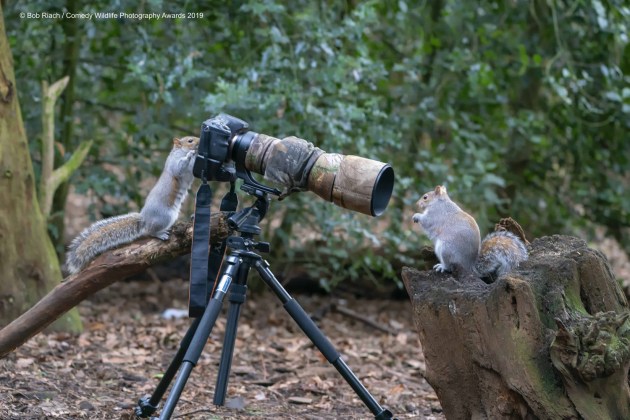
[0,274,443,419]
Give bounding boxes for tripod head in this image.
[225,190,271,254]
[229,185,270,230]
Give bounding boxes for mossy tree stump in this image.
[402,235,630,419]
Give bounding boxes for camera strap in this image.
[207,183,238,297]
[188,181,213,317]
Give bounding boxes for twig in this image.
[332,304,396,335]
[174,407,216,418]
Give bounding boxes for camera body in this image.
[193,114,249,182]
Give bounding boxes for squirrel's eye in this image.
[188,139,194,143]
[423,195,428,200]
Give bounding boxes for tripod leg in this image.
[135,316,202,418]
[253,259,395,420]
[158,255,241,420]
[214,261,250,405]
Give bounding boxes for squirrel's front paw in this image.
[179,150,195,165]
[412,213,422,224]
[154,232,170,241]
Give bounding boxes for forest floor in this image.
[0,272,443,419]
[3,215,627,420]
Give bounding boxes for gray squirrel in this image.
[65,136,200,274]
[412,185,527,279]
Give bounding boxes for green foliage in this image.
[6,0,629,289]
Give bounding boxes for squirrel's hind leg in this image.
[433,263,450,273]
[152,230,170,240]
[432,240,452,273]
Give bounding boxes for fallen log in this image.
[402,234,630,419]
[0,214,229,359]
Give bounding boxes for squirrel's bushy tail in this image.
[475,231,528,280]
[65,213,143,275]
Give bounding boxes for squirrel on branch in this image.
[412,185,527,280]
[65,136,199,275]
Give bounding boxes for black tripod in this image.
[135,193,396,420]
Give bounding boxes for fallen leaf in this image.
[288,396,313,404]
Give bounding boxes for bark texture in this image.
[0,5,81,332]
[402,235,630,419]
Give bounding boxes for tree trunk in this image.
[0,5,81,332]
[402,235,630,419]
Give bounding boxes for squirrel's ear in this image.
[173,138,182,147]
[435,185,447,195]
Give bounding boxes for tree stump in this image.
[402,235,630,419]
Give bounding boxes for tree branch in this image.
[0,214,229,359]
[47,139,92,195]
[40,76,69,217]
[39,77,93,220]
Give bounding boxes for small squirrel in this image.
[65,136,200,274]
[412,185,527,279]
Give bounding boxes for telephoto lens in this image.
[234,132,394,217]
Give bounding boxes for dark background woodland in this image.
[5,0,629,290]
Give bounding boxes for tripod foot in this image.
[375,408,397,420]
[135,395,158,418]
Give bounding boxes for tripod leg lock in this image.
[229,283,247,304]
